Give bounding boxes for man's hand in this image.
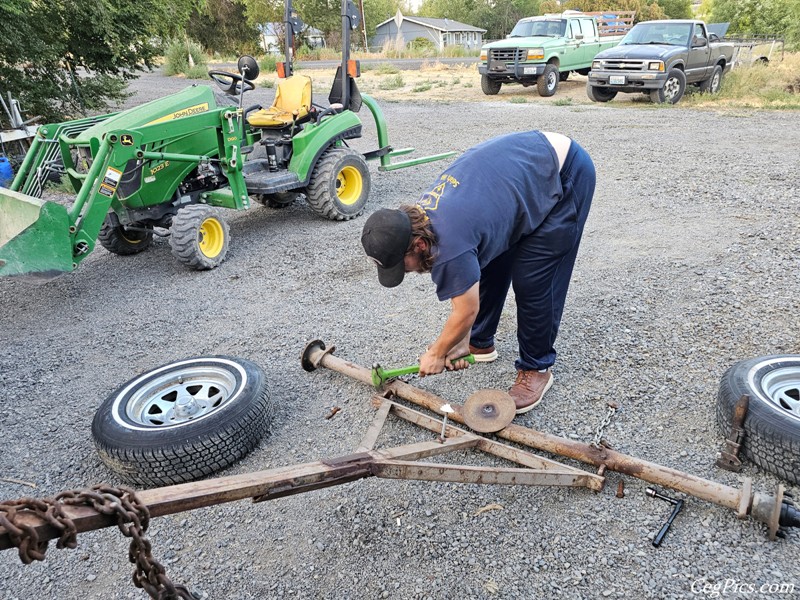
[445,340,472,371]
[418,348,446,377]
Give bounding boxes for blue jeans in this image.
[469,140,595,371]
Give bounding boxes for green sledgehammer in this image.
[370,354,475,388]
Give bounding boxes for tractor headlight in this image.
[528,48,544,60]
[592,60,602,70]
[648,61,665,71]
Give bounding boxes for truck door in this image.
[565,18,585,68]
[686,23,712,83]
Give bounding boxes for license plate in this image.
[523,67,537,75]
[609,75,626,85]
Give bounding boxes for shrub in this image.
[378,74,404,90]
[259,54,286,73]
[412,83,432,93]
[164,39,207,76]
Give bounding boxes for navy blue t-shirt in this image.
[417,131,563,300]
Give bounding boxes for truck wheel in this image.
[306,147,370,221]
[256,191,301,208]
[586,84,617,103]
[559,71,570,82]
[537,64,560,97]
[716,355,800,485]
[576,68,591,76]
[169,204,230,270]
[92,356,273,487]
[650,68,686,104]
[480,75,502,95]
[98,215,153,255]
[699,65,724,94]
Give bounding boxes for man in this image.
[361,130,595,413]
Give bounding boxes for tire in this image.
[537,64,559,97]
[92,356,274,488]
[169,204,229,270]
[586,84,618,103]
[576,68,591,76]
[559,71,570,82]
[306,148,370,221]
[97,215,153,255]
[256,191,301,208]
[480,75,501,95]
[650,68,686,104]
[699,65,723,94]
[716,355,800,485]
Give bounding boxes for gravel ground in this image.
[1,70,799,599]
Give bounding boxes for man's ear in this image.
[413,237,428,252]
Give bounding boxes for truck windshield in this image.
[620,22,692,46]
[509,19,566,38]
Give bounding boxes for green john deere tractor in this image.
[0,0,454,281]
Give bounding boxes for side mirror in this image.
[692,36,707,48]
[238,55,260,81]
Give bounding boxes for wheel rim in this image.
[664,76,681,102]
[711,73,720,93]
[548,72,557,90]
[122,365,240,428]
[336,165,363,206]
[198,217,225,258]
[752,364,800,422]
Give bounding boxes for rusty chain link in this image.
[590,401,619,449]
[0,484,195,600]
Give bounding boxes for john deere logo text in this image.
[146,103,209,125]
[149,161,170,176]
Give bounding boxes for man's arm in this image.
[418,282,479,376]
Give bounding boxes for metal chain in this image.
[0,484,195,600]
[590,401,619,449]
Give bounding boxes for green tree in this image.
[363,0,405,42]
[656,0,692,18]
[709,0,800,44]
[538,0,666,21]
[418,0,541,39]
[187,0,261,55]
[0,0,200,127]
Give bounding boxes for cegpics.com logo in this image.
[691,579,795,597]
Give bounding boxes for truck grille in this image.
[599,59,646,71]
[489,48,526,62]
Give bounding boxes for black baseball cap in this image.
[361,208,412,288]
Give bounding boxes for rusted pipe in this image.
[302,340,772,525]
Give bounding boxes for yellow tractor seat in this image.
[248,75,313,128]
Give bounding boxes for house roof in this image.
[375,14,486,33]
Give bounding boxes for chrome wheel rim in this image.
[711,73,721,93]
[750,362,800,423]
[122,365,240,428]
[664,76,681,102]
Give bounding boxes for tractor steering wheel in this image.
[208,70,255,95]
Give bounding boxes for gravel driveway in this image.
[1,71,799,599]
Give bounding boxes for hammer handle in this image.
[383,354,476,379]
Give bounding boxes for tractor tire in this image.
[650,69,686,104]
[716,355,800,485]
[537,64,560,97]
[256,191,302,208]
[481,75,502,95]
[306,148,370,221]
[97,215,153,255]
[586,84,618,103]
[92,356,273,488]
[169,204,229,270]
[699,65,724,94]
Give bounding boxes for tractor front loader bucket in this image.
[0,188,74,282]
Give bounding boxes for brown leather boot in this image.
[509,370,553,414]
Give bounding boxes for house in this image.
[259,23,325,54]
[372,11,486,51]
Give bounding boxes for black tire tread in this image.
[306,148,369,221]
[716,357,800,485]
[97,216,153,256]
[169,204,229,270]
[480,75,501,95]
[94,366,274,488]
[537,64,559,97]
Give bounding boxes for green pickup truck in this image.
[478,10,635,96]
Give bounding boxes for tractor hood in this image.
[596,44,684,61]
[73,86,220,143]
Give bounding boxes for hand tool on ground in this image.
[438,403,455,441]
[646,487,684,547]
[716,394,749,472]
[462,389,516,433]
[370,354,475,388]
